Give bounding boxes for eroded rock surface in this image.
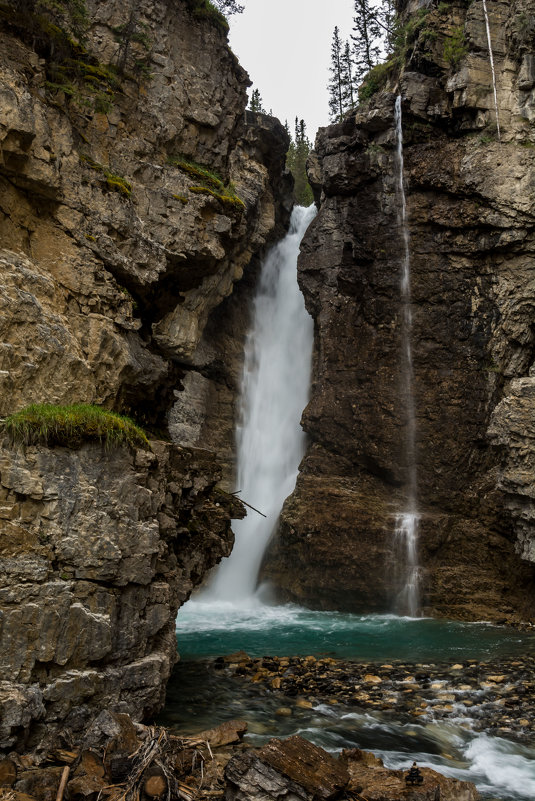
[0,0,291,426]
[0,0,292,753]
[263,0,535,620]
[0,438,243,751]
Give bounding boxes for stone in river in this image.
[364,675,382,684]
[226,736,349,801]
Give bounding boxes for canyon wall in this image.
[263,0,535,622]
[0,0,290,750]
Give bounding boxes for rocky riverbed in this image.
[213,652,535,742]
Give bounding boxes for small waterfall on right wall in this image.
[482,0,501,141]
[393,95,420,617]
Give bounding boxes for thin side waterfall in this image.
[394,95,420,617]
[204,204,316,603]
[482,0,501,141]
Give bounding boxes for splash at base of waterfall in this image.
[393,512,421,617]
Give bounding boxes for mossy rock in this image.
[2,403,150,450]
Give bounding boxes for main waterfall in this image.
[204,204,315,603]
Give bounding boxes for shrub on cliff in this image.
[2,404,150,450]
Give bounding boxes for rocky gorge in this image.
[0,0,290,753]
[263,0,535,623]
[1,0,535,797]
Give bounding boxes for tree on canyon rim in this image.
[249,88,267,113]
[328,0,394,121]
[286,118,314,207]
[214,0,244,14]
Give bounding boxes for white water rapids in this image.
[203,204,316,602]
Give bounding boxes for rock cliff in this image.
[263,0,535,621]
[0,0,290,750]
[0,438,243,752]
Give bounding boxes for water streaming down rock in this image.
[204,204,316,602]
[482,0,501,141]
[393,96,420,617]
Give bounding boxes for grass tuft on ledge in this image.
[2,403,150,450]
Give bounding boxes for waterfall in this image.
[204,205,316,603]
[393,95,420,617]
[482,0,501,141]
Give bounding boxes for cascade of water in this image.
[393,95,420,616]
[203,204,316,603]
[482,0,501,141]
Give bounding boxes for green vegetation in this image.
[189,185,245,212]
[80,154,132,197]
[172,194,189,204]
[169,155,245,213]
[0,0,89,57]
[358,60,394,101]
[443,26,468,68]
[184,0,229,34]
[286,118,314,207]
[168,156,225,191]
[3,404,150,450]
[249,88,266,114]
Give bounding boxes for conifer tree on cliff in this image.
[377,0,396,53]
[286,118,314,207]
[249,88,266,113]
[328,26,345,122]
[342,40,355,111]
[215,0,244,14]
[352,0,381,82]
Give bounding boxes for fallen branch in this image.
[231,491,266,518]
[55,766,70,801]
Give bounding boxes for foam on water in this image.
[176,601,530,661]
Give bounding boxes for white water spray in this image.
[204,205,316,603]
[394,96,420,616]
[482,0,501,141]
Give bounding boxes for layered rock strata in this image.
[0,0,290,425]
[0,438,243,751]
[0,0,290,751]
[263,0,535,620]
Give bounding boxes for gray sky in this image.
[228,0,355,142]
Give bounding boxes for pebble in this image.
[213,649,535,742]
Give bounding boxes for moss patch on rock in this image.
[3,403,149,450]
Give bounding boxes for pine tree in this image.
[328,26,345,122]
[249,88,266,113]
[377,0,396,53]
[286,118,314,207]
[352,0,381,82]
[214,0,244,15]
[341,40,355,111]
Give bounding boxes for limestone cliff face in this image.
[0,438,242,752]
[263,0,535,621]
[0,0,289,751]
[0,0,291,422]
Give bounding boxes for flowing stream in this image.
[166,198,535,801]
[202,203,315,602]
[393,96,420,615]
[164,608,535,801]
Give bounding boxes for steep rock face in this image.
[0,0,290,750]
[263,0,535,621]
[0,0,290,423]
[0,438,242,752]
[168,111,293,486]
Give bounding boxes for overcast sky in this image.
[228,0,355,142]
